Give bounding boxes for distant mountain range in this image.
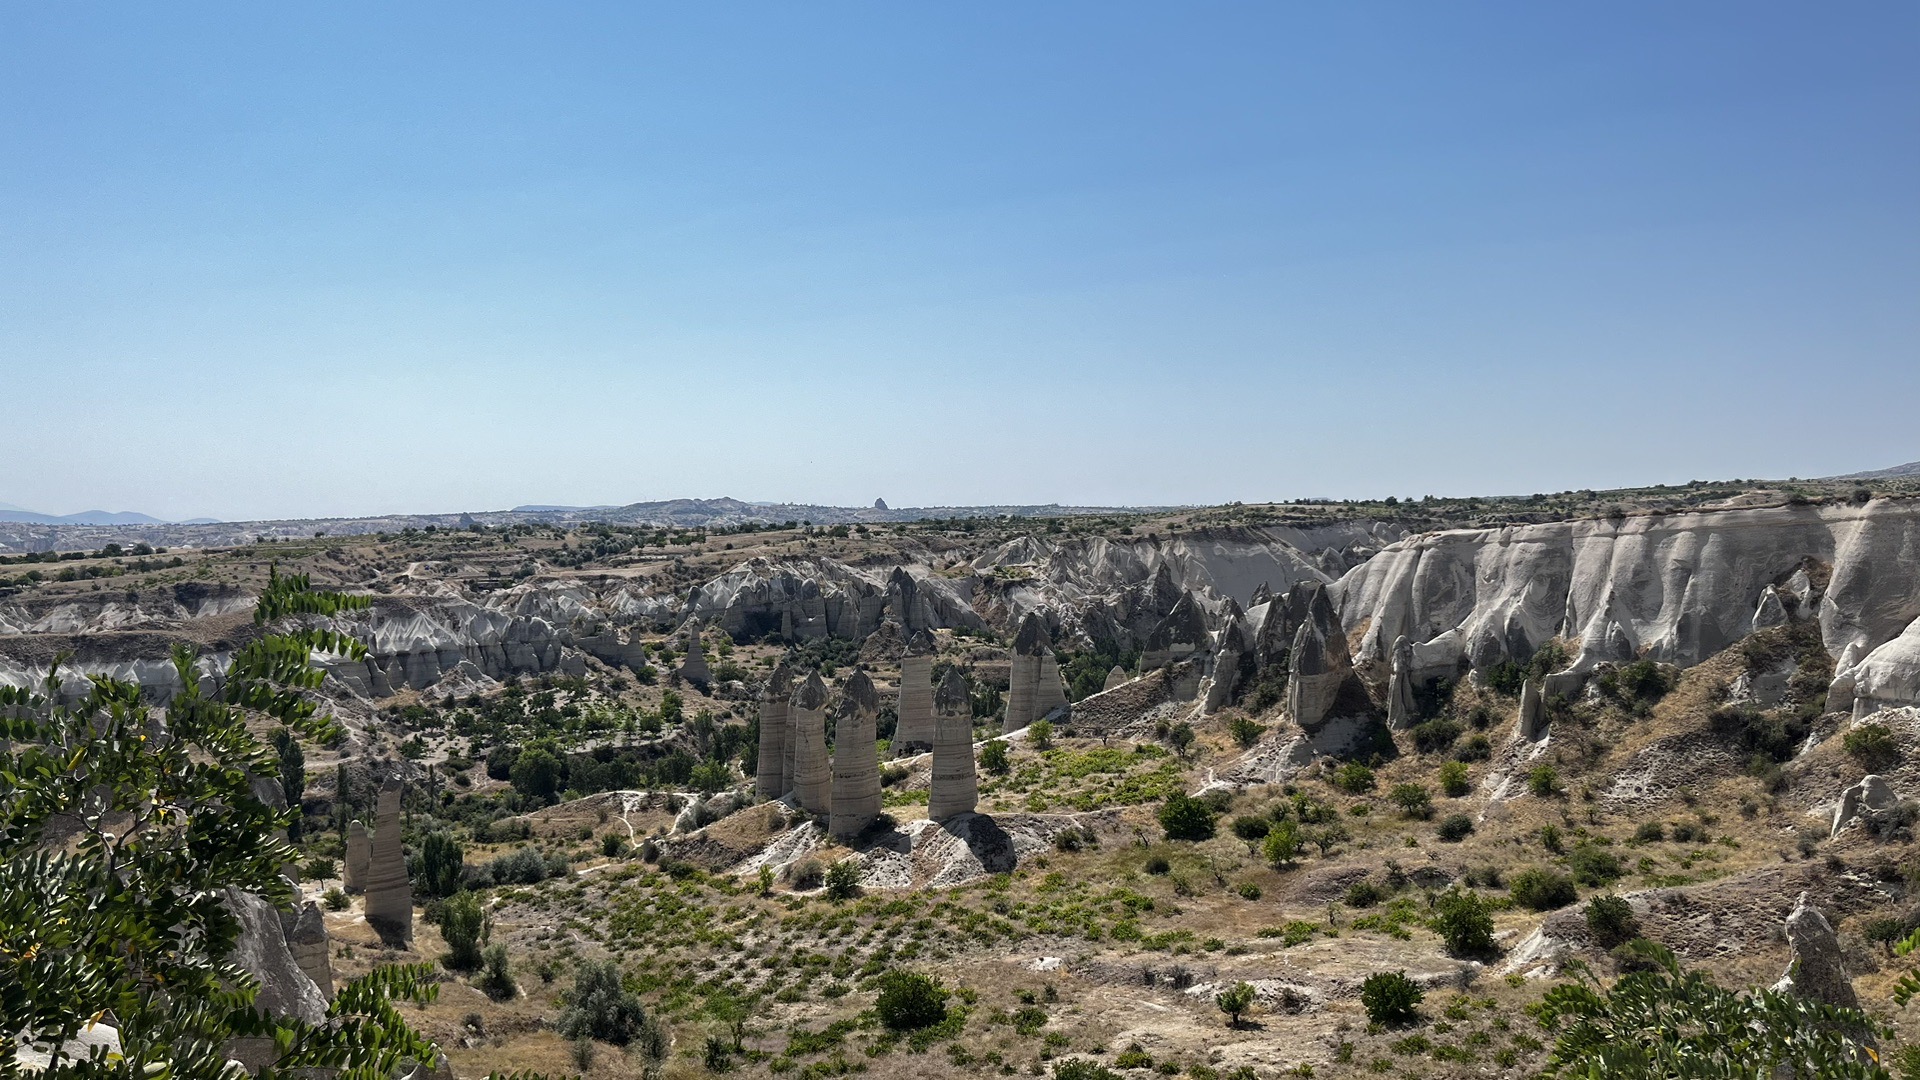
[0,503,220,525]
[1831,461,1920,480]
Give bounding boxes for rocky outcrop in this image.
[344,820,370,893]
[830,672,882,840]
[221,887,328,1072]
[1847,615,1920,717]
[1284,584,1356,732]
[686,557,982,642]
[790,673,832,815]
[363,779,412,944]
[1387,635,1417,730]
[1771,893,1860,1009]
[755,664,794,799]
[929,668,978,820]
[1831,774,1899,838]
[679,622,711,689]
[1514,678,1546,742]
[895,631,936,751]
[282,901,333,1000]
[1335,500,1920,690]
[1141,591,1210,670]
[1203,608,1251,713]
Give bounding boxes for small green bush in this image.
[875,970,950,1031]
[1389,784,1433,819]
[1509,868,1577,911]
[1438,760,1471,797]
[1344,879,1386,908]
[1844,723,1900,770]
[1410,718,1462,754]
[1527,765,1561,798]
[1228,717,1266,748]
[824,859,861,900]
[1568,843,1623,887]
[1430,888,1495,957]
[1585,895,1639,948]
[1215,981,1256,1027]
[1453,734,1492,762]
[1359,971,1423,1024]
[1437,814,1475,842]
[1332,762,1376,794]
[980,739,1012,775]
[1633,821,1666,844]
[1158,793,1218,841]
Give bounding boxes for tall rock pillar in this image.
[679,622,712,690]
[1387,635,1418,730]
[343,820,371,893]
[363,779,412,944]
[895,631,937,752]
[790,673,833,815]
[1006,612,1056,733]
[755,663,794,799]
[830,672,883,840]
[929,668,978,820]
[1284,584,1353,733]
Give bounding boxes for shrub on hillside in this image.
[875,970,950,1031]
[1438,760,1471,797]
[1568,843,1623,887]
[1509,867,1578,911]
[1528,765,1561,798]
[1430,888,1496,957]
[1845,722,1901,771]
[557,959,662,1050]
[1331,761,1376,794]
[1410,718,1462,754]
[1389,783,1433,819]
[1437,814,1475,842]
[1453,734,1492,762]
[1585,895,1639,949]
[1360,971,1423,1024]
[1159,793,1218,841]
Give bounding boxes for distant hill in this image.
[0,504,173,525]
[1831,461,1920,480]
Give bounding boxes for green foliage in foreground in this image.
[1535,941,1888,1079]
[0,569,448,1077]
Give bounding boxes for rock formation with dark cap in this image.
[363,779,412,944]
[344,820,370,893]
[929,668,978,820]
[755,663,794,799]
[895,630,937,751]
[830,671,882,840]
[790,673,832,815]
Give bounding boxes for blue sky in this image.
[2,3,1915,520]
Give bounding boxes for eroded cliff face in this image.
[1332,499,1920,710]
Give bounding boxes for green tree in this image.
[510,747,565,802]
[557,959,663,1053]
[1029,718,1054,750]
[1332,761,1376,793]
[1165,721,1196,759]
[1262,821,1302,867]
[980,739,1012,775]
[418,831,465,899]
[1158,792,1217,841]
[1359,971,1423,1025]
[1538,942,1886,1079]
[0,567,445,1076]
[874,970,949,1031]
[271,726,307,841]
[1388,783,1433,819]
[440,890,487,971]
[1437,760,1471,797]
[825,859,861,900]
[1429,887,1496,957]
[1215,981,1256,1027]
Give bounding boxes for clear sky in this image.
[2,3,1916,521]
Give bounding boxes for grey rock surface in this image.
[755,663,794,800]
[363,779,412,944]
[1771,892,1860,1010]
[929,668,978,820]
[830,672,882,840]
[790,673,832,815]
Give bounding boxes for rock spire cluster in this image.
[1006,612,1068,733]
[1284,584,1354,732]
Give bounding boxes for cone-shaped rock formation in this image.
[929,668,978,820]
[755,663,794,799]
[895,630,937,751]
[790,673,832,814]
[363,779,412,944]
[830,671,882,840]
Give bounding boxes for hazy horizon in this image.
[4,3,1916,522]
